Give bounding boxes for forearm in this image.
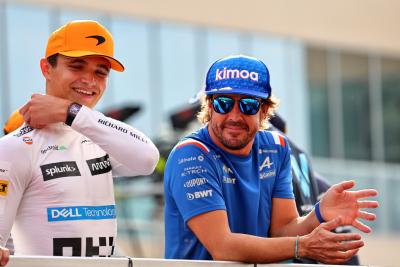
[71,105,159,175]
[271,209,320,237]
[213,233,297,263]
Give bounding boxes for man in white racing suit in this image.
[0,20,159,265]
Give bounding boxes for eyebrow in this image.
[68,58,110,73]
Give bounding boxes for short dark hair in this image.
[47,54,59,67]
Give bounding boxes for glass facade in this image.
[382,58,400,162]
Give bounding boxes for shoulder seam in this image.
[175,138,210,153]
[269,131,286,147]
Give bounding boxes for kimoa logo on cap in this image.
[215,68,259,82]
[85,35,106,46]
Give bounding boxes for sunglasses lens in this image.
[239,98,261,115]
[212,97,234,114]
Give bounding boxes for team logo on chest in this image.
[259,156,276,180]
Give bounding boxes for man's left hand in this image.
[320,180,378,233]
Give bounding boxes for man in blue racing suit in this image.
[164,55,378,264]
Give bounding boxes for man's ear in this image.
[40,58,52,79]
[261,104,269,121]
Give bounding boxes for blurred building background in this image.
[0,0,399,266]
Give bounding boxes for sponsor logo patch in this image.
[41,161,81,181]
[86,155,112,176]
[47,205,116,222]
[184,178,208,188]
[260,171,276,180]
[186,189,213,200]
[223,177,236,184]
[180,166,208,177]
[258,149,278,154]
[41,145,67,154]
[0,180,8,196]
[13,125,34,137]
[215,68,259,82]
[22,136,33,145]
[97,119,147,143]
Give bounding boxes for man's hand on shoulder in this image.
[19,94,71,129]
[0,246,9,267]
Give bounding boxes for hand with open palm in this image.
[319,180,378,233]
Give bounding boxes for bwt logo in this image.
[215,68,259,82]
[186,189,213,200]
[41,161,81,181]
[51,207,83,219]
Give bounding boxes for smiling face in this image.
[40,54,111,108]
[208,94,269,156]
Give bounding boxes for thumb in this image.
[321,216,343,231]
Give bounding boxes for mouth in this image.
[223,122,248,131]
[73,88,96,97]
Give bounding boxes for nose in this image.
[226,100,242,120]
[81,71,96,86]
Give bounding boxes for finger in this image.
[321,248,359,264]
[358,200,379,209]
[337,240,364,252]
[23,112,31,125]
[335,248,360,260]
[19,102,30,116]
[354,189,378,199]
[333,180,355,193]
[352,219,371,233]
[357,210,376,221]
[321,216,343,231]
[0,248,10,266]
[331,232,361,242]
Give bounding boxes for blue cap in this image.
[205,55,272,99]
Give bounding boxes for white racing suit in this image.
[0,105,159,256]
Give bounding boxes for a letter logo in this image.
[215,68,259,82]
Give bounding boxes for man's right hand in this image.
[0,247,10,266]
[299,216,364,264]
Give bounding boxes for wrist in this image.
[297,235,306,258]
[65,102,82,126]
[294,235,300,259]
[315,201,326,224]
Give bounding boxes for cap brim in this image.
[59,51,125,72]
[205,87,269,99]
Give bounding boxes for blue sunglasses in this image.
[212,96,262,115]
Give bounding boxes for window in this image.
[382,57,400,162]
[307,48,330,157]
[340,53,371,160]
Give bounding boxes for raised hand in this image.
[300,217,363,264]
[19,94,71,129]
[320,180,378,233]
